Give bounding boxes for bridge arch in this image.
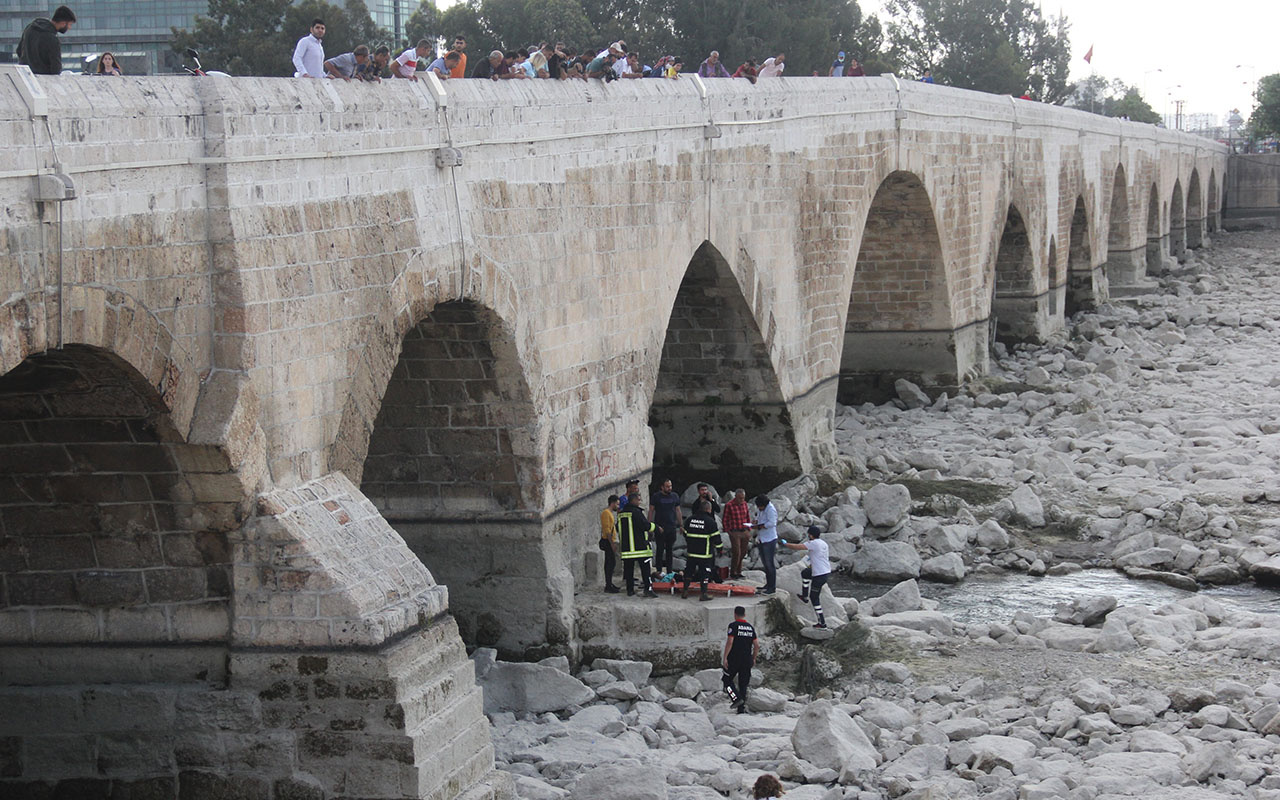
[1208,169,1220,233]
[1065,197,1094,316]
[1187,169,1204,249]
[358,299,546,653]
[1146,183,1163,273]
[650,242,801,491]
[841,170,957,402]
[1170,179,1187,259]
[0,342,254,792]
[990,204,1043,344]
[1105,165,1141,286]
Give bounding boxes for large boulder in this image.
[591,658,653,686]
[863,483,912,528]
[479,661,595,714]
[867,579,923,616]
[852,541,922,581]
[921,553,966,583]
[571,765,668,800]
[967,735,1036,772]
[1054,595,1117,626]
[791,700,879,773]
[975,520,1010,549]
[1009,485,1045,527]
[895,379,931,410]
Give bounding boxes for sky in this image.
[861,0,1278,126]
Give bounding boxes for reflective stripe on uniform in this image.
[618,510,654,559]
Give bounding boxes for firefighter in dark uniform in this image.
[723,605,758,713]
[682,499,724,600]
[617,491,658,597]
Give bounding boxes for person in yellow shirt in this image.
[599,494,621,593]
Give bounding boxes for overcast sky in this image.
[860,0,1277,124]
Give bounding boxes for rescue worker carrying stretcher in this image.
[617,492,659,597]
[682,499,724,600]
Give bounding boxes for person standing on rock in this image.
[682,499,723,600]
[618,492,658,597]
[723,605,758,713]
[781,526,832,628]
[723,488,752,578]
[599,495,621,593]
[648,479,683,576]
[750,495,779,594]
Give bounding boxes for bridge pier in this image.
[840,323,986,403]
[992,294,1054,344]
[1104,247,1149,289]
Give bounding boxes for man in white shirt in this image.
[781,526,832,628]
[292,18,325,78]
[757,53,785,79]
[394,39,432,80]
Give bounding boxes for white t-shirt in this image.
[805,538,831,577]
[395,48,421,78]
[757,57,784,78]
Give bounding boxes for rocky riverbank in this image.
[489,230,1280,799]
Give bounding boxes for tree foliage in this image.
[1066,75,1159,124]
[172,0,389,76]
[1250,74,1280,138]
[405,0,440,48]
[883,0,1071,102]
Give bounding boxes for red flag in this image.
[1083,45,1093,64]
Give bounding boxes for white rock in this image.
[571,765,668,800]
[868,579,923,616]
[866,610,953,636]
[1109,704,1156,726]
[863,483,913,528]
[1129,729,1186,754]
[1053,595,1117,626]
[597,680,639,700]
[673,675,702,699]
[975,519,1010,549]
[747,688,788,713]
[1085,751,1184,786]
[895,379,931,410]
[935,717,990,740]
[868,662,912,683]
[480,661,596,714]
[852,541,922,581]
[1009,485,1046,527]
[516,775,570,800]
[566,704,624,734]
[881,744,947,781]
[591,658,653,686]
[920,552,966,583]
[791,699,879,773]
[859,697,915,731]
[657,710,716,742]
[968,734,1036,772]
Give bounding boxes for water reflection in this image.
[831,570,1280,625]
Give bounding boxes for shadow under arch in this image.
[1047,237,1062,317]
[1146,183,1163,273]
[1187,169,1204,249]
[0,343,250,792]
[1065,196,1095,316]
[841,171,960,403]
[1105,165,1142,286]
[1208,169,1220,233]
[990,203,1046,345]
[358,299,546,654]
[1170,179,1186,260]
[649,242,802,492]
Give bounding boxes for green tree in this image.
[439,0,495,60]
[405,0,440,48]
[172,0,388,76]
[885,0,1071,102]
[1109,88,1160,124]
[1067,76,1159,124]
[1250,74,1280,138]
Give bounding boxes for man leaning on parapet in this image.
[17,5,76,76]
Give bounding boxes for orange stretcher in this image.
[650,581,757,597]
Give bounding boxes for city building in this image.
[0,0,417,74]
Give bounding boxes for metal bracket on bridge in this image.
[34,172,76,203]
[435,147,463,169]
[0,64,49,118]
[703,124,722,139]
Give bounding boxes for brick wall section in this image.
[362,302,538,518]
[995,206,1034,295]
[847,171,952,333]
[0,346,233,646]
[649,243,802,489]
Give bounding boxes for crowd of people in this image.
[15,5,939,86]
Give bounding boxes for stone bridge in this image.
[0,67,1226,798]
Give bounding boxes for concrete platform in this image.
[574,579,776,674]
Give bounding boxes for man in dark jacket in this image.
[17,6,76,75]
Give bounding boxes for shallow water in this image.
[831,570,1280,625]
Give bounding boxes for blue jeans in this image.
[758,539,777,592]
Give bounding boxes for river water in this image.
[831,570,1280,625]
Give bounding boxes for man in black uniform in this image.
[682,499,723,600]
[617,492,658,598]
[722,605,758,713]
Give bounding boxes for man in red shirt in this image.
[722,488,752,579]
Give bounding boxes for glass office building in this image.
[0,1,417,74]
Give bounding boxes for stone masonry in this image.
[0,67,1226,798]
